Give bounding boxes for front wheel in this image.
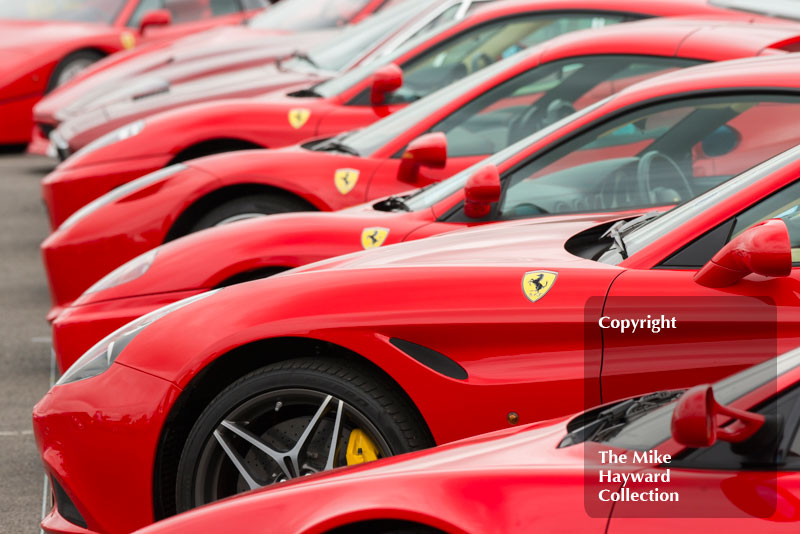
[48,50,104,91]
[190,193,315,231]
[175,357,432,512]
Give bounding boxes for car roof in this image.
[536,17,800,62]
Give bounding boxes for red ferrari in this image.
[0,0,271,146]
[33,102,800,533]
[29,0,410,154]
[127,348,800,534]
[40,0,786,214]
[41,34,800,323]
[30,0,472,158]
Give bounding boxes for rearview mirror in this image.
[397,132,447,184]
[464,165,501,219]
[371,63,403,106]
[694,219,791,288]
[671,384,764,448]
[139,9,172,34]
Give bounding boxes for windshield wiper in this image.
[602,220,628,259]
[315,139,360,157]
[373,195,411,212]
[558,391,682,448]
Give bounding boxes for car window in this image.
[248,0,372,30]
[128,0,241,27]
[0,0,127,23]
[496,95,800,221]
[373,13,626,106]
[426,56,695,158]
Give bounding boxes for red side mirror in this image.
[397,132,447,184]
[671,384,765,448]
[139,9,172,34]
[370,63,403,106]
[464,165,501,219]
[694,218,791,288]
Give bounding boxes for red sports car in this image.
[127,348,800,534]
[40,0,781,208]
[30,0,475,157]
[29,0,410,153]
[0,0,271,146]
[32,108,800,533]
[41,36,800,321]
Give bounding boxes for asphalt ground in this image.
[0,151,58,533]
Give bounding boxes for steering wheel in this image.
[636,151,693,205]
[470,53,493,73]
[504,202,550,217]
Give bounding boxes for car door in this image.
[607,386,800,532]
[601,179,800,402]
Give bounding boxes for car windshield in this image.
[401,99,611,211]
[312,11,626,101]
[249,0,374,31]
[597,347,800,451]
[282,0,429,73]
[597,143,800,264]
[0,0,126,23]
[710,0,800,21]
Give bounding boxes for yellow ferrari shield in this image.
[361,227,389,249]
[288,108,310,129]
[522,270,557,303]
[334,168,359,195]
[121,31,136,50]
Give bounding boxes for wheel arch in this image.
[46,48,109,92]
[163,183,319,242]
[152,336,434,520]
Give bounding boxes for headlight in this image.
[84,248,159,295]
[72,119,145,159]
[58,164,187,230]
[57,290,219,385]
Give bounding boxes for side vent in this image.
[390,338,468,380]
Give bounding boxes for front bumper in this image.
[41,155,171,230]
[53,289,204,372]
[34,363,181,534]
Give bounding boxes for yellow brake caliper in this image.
[345,429,380,465]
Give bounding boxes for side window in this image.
[426,56,694,158]
[351,12,627,106]
[490,95,800,221]
[128,0,241,27]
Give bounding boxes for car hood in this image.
[295,213,624,275]
[53,26,338,120]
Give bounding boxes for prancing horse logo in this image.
[334,168,360,195]
[361,227,389,249]
[521,271,558,303]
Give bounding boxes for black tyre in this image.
[190,193,314,231]
[175,357,433,512]
[47,50,104,92]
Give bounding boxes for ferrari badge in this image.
[522,271,557,303]
[334,168,359,195]
[288,108,310,129]
[361,227,389,249]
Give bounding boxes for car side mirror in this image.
[371,63,403,106]
[464,165,501,219]
[397,132,447,184]
[139,9,172,34]
[671,384,765,448]
[694,219,791,288]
